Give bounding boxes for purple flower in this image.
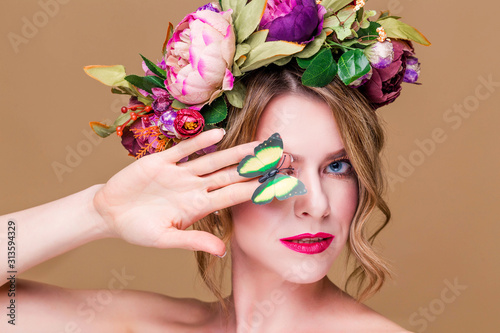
[151,87,172,116]
[404,56,420,83]
[364,41,394,69]
[158,110,177,138]
[197,2,220,12]
[359,39,415,109]
[259,0,326,44]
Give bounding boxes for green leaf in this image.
[330,6,357,41]
[323,16,340,29]
[145,75,165,89]
[274,55,292,66]
[295,30,327,59]
[378,17,431,46]
[112,112,134,128]
[234,0,267,43]
[172,99,187,110]
[124,75,164,94]
[356,21,381,41]
[89,121,113,138]
[221,0,246,21]
[301,48,338,87]
[240,41,305,72]
[84,65,131,88]
[140,54,166,79]
[225,81,246,108]
[337,49,371,85]
[162,23,174,55]
[234,43,251,63]
[201,96,228,125]
[245,30,269,49]
[321,0,352,13]
[296,56,314,69]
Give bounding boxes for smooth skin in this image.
[0,95,411,332]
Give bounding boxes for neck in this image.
[224,246,342,332]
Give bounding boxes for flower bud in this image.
[404,56,420,83]
[364,41,394,69]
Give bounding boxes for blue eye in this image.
[326,158,353,177]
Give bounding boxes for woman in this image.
[0,63,408,332]
[1,0,429,330]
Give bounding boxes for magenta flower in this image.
[165,5,235,108]
[173,109,205,138]
[121,115,161,157]
[259,0,326,44]
[151,88,172,116]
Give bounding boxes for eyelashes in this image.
[279,154,355,178]
[325,156,355,178]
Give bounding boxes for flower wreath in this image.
[85,0,430,161]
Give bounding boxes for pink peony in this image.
[165,5,235,108]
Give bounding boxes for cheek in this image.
[329,178,359,232]
[230,202,270,249]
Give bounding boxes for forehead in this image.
[255,94,345,159]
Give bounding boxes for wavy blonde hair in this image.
[192,62,393,316]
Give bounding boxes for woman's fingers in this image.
[184,141,259,176]
[153,228,226,257]
[207,178,260,212]
[162,129,225,163]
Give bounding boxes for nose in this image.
[293,168,330,220]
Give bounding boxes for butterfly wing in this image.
[252,174,307,205]
[237,133,283,178]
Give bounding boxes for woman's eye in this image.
[326,159,353,177]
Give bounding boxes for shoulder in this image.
[322,289,412,333]
[1,279,216,333]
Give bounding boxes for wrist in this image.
[85,184,117,240]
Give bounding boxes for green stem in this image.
[326,40,357,51]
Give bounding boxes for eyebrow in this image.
[284,148,347,162]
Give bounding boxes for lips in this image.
[280,233,334,254]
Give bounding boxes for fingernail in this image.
[215,250,227,258]
[221,128,226,136]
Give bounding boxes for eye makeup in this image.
[281,150,356,179]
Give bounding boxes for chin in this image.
[279,251,337,283]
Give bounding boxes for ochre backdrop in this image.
[1,1,498,332]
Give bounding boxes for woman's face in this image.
[230,94,359,283]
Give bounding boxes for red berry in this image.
[117,130,123,136]
[121,106,128,113]
[130,112,137,120]
[144,106,152,112]
[143,116,150,123]
[131,107,137,111]
[116,126,122,132]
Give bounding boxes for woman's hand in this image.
[93,129,258,256]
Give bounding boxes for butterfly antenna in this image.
[276,154,287,170]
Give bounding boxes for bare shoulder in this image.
[0,279,217,333]
[324,289,413,333]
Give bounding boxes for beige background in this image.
[1,0,499,332]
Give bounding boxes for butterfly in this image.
[237,132,307,205]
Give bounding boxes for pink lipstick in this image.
[280,233,334,254]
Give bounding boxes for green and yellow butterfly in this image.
[237,133,307,205]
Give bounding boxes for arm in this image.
[0,184,110,286]
[1,129,258,287]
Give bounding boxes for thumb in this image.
[154,228,227,257]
